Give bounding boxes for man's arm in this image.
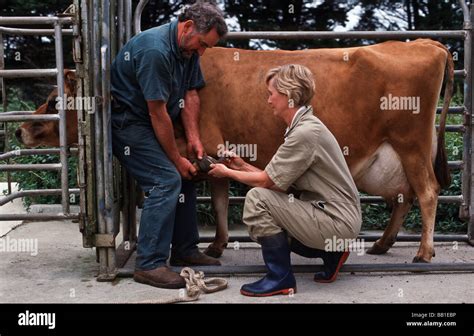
[148,100,196,179]
[181,90,204,160]
[209,163,284,192]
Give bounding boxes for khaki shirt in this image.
[265,106,362,233]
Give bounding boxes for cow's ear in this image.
[64,69,76,95]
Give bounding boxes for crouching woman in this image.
[209,64,362,297]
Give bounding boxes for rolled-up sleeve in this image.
[135,49,172,102]
[265,132,317,191]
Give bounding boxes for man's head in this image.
[177,1,228,58]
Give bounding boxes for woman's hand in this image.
[221,150,246,171]
[208,163,231,178]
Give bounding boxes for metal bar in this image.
[93,0,108,279]
[455,69,467,78]
[225,30,467,40]
[469,4,474,245]
[79,0,97,248]
[133,0,149,35]
[0,115,59,122]
[449,160,464,170]
[437,125,464,132]
[102,0,117,277]
[460,0,471,29]
[0,188,80,206]
[0,213,79,221]
[0,27,73,36]
[460,5,472,221]
[124,0,137,251]
[0,148,78,160]
[125,0,132,40]
[197,195,464,204]
[117,0,124,49]
[199,234,470,244]
[117,262,474,277]
[54,22,70,215]
[0,69,58,78]
[0,17,74,25]
[110,0,117,58]
[0,32,11,196]
[0,163,61,171]
[0,110,35,115]
[436,106,466,114]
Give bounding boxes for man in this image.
[111,2,228,289]
[209,64,361,296]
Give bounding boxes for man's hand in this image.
[208,163,230,178]
[187,139,205,160]
[175,156,197,180]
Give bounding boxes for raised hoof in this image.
[203,242,228,258]
[366,241,390,255]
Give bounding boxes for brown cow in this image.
[17,38,453,263]
[16,70,78,147]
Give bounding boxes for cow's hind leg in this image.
[203,177,229,258]
[398,154,440,263]
[367,194,414,255]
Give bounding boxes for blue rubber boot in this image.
[240,232,296,297]
[290,237,349,283]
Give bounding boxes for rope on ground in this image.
[135,267,228,304]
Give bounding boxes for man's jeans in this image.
[112,113,200,271]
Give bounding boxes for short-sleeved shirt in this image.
[265,106,362,229]
[111,20,205,123]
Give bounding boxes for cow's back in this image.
[199,39,449,171]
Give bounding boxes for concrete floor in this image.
[0,219,473,304]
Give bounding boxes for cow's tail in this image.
[430,40,453,189]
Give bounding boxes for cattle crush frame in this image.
[0,0,473,281]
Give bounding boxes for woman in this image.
[208,64,362,297]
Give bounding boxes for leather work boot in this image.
[169,250,221,266]
[134,266,186,289]
[240,232,296,297]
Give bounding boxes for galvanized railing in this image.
[0,15,78,220]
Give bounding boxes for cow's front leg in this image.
[203,177,229,258]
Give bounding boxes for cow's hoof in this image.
[412,256,431,263]
[366,241,390,255]
[203,242,228,258]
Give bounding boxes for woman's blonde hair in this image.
[265,64,315,106]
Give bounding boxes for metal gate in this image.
[0,10,79,221]
[1,0,474,281]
